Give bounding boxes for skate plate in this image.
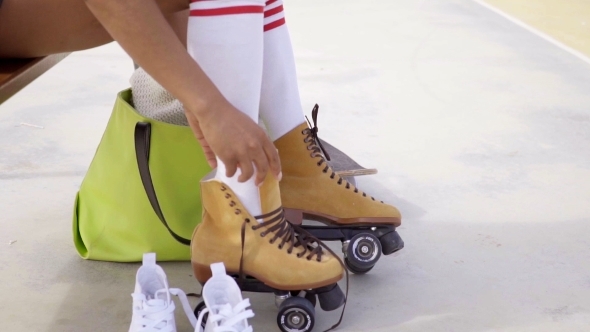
[319,139,377,178]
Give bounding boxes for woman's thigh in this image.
[0,0,188,58]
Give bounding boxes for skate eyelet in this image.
[225,193,231,199]
[287,250,292,254]
[245,218,251,223]
[345,183,350,189]
[330,174,335,179]
[260,232,266,237]
[229,201,236,207]
[278,244,283,249]
[381,201,384,203]
[234,209,241,214]
[297,253,303,258]
[354,188,358,193]
[371,197,375,201]
[269,239,275,244]
[317,161,322,166]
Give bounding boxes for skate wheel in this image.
[345,233,382,273]
[380,231,404,255]
[277,296,315,332]
[193,301,208,328]
[289,291,317,308]
[344,257,374,274]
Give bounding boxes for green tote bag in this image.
[73,89,212,262]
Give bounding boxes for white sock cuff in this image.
[215,158,262,217]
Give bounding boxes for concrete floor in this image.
[2,0,590,331]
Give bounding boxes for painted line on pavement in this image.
[473,0,590,67]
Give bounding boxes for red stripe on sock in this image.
[266,0,278,5]
[264,17,285,31]
[190,6,264,16]
[264,4,283,17]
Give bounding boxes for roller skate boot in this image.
[274,105,404,274]
[191,172,347,332]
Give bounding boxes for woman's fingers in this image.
[263,139,282,181]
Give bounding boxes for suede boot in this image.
[275,121,401,226]
[191,172,343,290]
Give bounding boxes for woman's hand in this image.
[186,99,281,186]
[84,0,281,185]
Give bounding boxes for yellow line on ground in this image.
[481,0,590,59]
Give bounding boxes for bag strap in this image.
[134,122,191,246]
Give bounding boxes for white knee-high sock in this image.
[259,0,306,141]
[188,0,265,217]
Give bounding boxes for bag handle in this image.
[134,122,191,246]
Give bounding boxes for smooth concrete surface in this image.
[2,0,590,331]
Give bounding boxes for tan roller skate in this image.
[191,172,347,332]
[274,105,404,274]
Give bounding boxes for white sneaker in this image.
[129,253,197,332]
[195,263,255,332]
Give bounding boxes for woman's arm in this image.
[84,0,281,184]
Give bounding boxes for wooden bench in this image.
[0,53,70,104]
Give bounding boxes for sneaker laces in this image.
[169,288,198,329]
[132,289,176,332]
[195,299,254,332]
[132,287,199,331]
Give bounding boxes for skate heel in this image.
[284,208,303,225]
[192,262,213,284]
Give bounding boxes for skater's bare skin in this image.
[0,0,281,185]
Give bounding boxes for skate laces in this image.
[195,299,254,332]
[304,104,331,161]
[304,104,380,202]
[250,207,324,261]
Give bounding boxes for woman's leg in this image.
[0,0,188,58]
